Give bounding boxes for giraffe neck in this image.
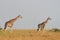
[11,16,20,23]
[14,16,19,20]
[43,19,49,24]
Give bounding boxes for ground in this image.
[0,29,60,40]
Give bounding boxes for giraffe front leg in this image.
[9,26,13,30]
[40,26,44,32]
[8,27,13,32]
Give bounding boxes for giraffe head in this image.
[17,15,22,19]
[47,17,51,20]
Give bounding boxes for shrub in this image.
[0,28,2,30]
[50,28,60,32]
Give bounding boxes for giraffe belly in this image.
[7,23,12,27]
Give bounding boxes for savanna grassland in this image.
[0,30,60,40]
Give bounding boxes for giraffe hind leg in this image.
[37,28,39,31]
[37,27,40,31]
[37,26,40,31]
[4,26,7,30]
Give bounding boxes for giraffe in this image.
[4,15,22,30]
[37,17,51,31]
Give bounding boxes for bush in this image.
[50,28,60,32]
[0,28,2,30]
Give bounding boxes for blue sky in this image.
[0,0,60,29]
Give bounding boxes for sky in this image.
[0,0,60,29]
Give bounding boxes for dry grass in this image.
[0,29,60,40]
